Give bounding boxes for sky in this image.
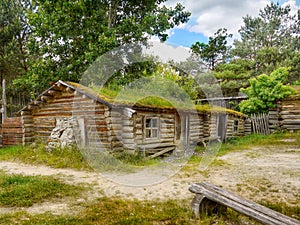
[163,0,300,48]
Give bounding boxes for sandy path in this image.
[0,140,299,215]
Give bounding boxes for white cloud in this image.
[144,41,191,63]
[188,0,270,38]
[165,0,286,39]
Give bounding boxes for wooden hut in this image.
[18,80,247,156]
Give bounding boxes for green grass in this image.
[0,198,261,225]
[0,171,84,207]
[0,144,92,171]
[259,201,300,220]
[0,144,162,173]
[218,131,300,155]
[69,82,245,116]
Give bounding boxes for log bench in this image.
[189,182,300,225]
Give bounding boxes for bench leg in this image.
[191,194,226,218]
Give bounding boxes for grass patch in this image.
[0,143,162,173]
[0,144,92,171]
[0,198,260,224]
[260,201,300,220]
[114,152,159,167]
[219,132,300,155]
[0,171,84,207]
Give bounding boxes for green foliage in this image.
[294,79,300,85]
[0,0,30,83]
[214,59,254,97]
[0,171,83,207]
[97,64,198,107]
[233,2,300,78]
[239,67,295,115]
[191,28,232,70]
[13,0,190,97]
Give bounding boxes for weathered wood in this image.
[189,182,300,225]
[2,117,22,146]
[282,120,300,125]
[147,147,175,159]
[48,90,61,96]
[1,79,7,124]
[41,95,52,102]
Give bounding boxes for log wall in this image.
[2,117,22,146]
[279,99,300,131]
[189,113,202,145]
[134,111,176,154]
[21,88,111,149]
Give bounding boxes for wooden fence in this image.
[250,113,270,135]
[1,117,22,146]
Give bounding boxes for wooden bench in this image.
[189,182,300,225]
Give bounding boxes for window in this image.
[233,120,239,133]
[145,117,159,139]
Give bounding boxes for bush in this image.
[239,67,295,115]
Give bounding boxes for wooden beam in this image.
[48,90,61,96]
[41,95,52,102]
[147,147,175,159]
[189,182,300,225]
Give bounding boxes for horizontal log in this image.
[281,115,300,119]
[282,125,300,129]
[122,120,134,126]
[121,133,135,139]
[189,182,300,225]
[2,129,22,134]
[148,147,175,159]
[33,113,72,118]
[48,90,61,96]
[21,111,32,116]
[282,120,300,125]
[41,95,53,102]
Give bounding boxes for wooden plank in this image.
[189,183,300,225]
[147,147,175,159]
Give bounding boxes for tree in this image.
[239,67,295,115]
[233,3,300,77]
[0,0,31,84]
[0,0,33,114]
[14,0,191,97]
[214,59,254,97]
[191,28,232,70]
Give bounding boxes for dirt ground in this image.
[0,138,299,215]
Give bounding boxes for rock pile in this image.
[47,117,77,151]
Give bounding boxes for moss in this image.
[66,81,246,117]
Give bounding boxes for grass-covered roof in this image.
[66,81,246,117]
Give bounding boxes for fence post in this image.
[1,79,7,124]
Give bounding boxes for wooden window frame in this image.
[233,120,239,133]
[144,117,160,140]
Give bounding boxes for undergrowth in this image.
[0,171,84,207]
[0,144,92,171]
[0,197,262,225]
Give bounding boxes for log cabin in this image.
[19,80,247,156]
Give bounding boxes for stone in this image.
[46,117,77,151]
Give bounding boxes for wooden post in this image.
[1,79,7,124]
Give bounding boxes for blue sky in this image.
[164,0,300,47]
